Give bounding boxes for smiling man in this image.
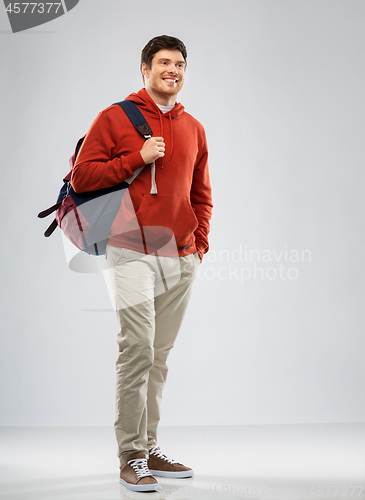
[71,35,213,492]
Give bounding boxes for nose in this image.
[168,65,178,75]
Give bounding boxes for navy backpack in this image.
[38,100,152,256]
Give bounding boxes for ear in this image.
[141,63,149,80]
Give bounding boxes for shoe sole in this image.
[149,469,194,478]
[119,477,160,492]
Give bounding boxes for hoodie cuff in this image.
[125,150,147,171]
[195,248,203,262]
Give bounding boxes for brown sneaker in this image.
[119,452,159,492]
[148,446,194,478]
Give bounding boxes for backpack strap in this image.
[44,218,59,237]
[113,100,153,139]
[38,201,62,219]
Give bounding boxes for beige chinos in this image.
[105,245,200,467]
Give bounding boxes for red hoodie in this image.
[71,88,212,259]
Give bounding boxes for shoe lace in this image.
[149,446,177,464]
[128,458,152,479]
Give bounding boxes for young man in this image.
[71,35,212,492]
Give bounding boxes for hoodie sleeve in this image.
[71,108,146,193]
[190,129,213,260]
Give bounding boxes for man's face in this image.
[142,49,186,103]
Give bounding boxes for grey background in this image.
[1,0,364,425]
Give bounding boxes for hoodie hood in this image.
[125,88,185,119]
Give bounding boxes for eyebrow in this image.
[158,58,186,66]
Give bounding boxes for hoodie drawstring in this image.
[150,113,163,195]
[169,113,174,162]
[150,161,157,194]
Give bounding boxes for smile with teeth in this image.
[163,78,178,83]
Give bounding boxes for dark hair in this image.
[141,35,187,72]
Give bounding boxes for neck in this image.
[145,87,177,107]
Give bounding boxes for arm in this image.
[190,131,213,261]
[71,109,146,193]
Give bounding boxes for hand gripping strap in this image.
[113,100,153,138]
